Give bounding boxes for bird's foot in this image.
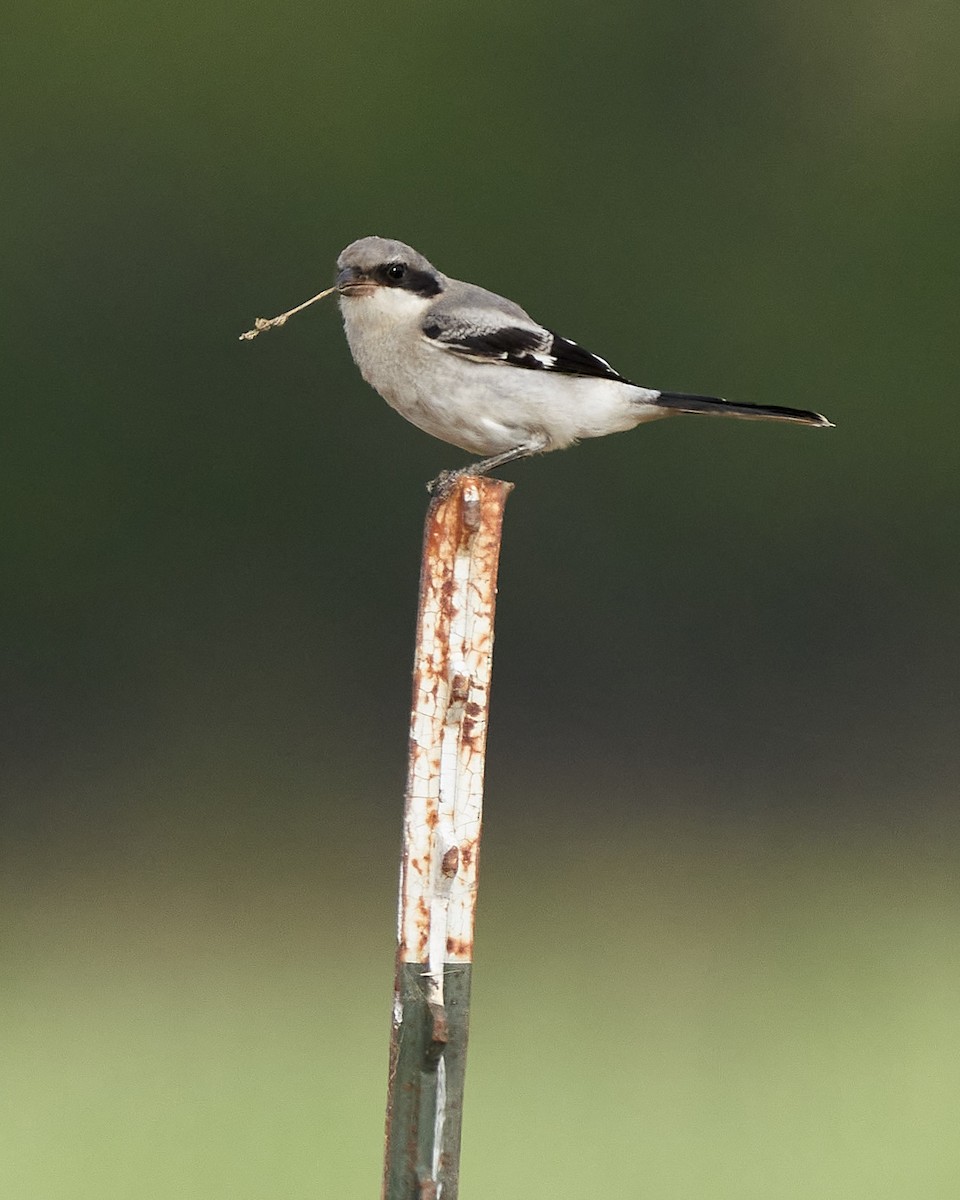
[426,444,538,497]
[426,467,470,498]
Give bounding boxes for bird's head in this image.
[335,236,444,301]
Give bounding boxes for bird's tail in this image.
[655,391,833,428]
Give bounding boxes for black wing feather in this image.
[423,317,631,383]
[422,321,547,363]
[546,333,629,382]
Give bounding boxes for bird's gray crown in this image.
[337,236,436,275]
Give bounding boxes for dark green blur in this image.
[3,2,959,1196]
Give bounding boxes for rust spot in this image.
[461,716,477,743]
[429,1000,449,1047]
[441,845,459,877]
[415,896,430,956]
[425,807,439,829]
[450,673,470,702]
[464,700,482,718]
[460,844,473,869]
[446,936,473,957]
[424,519,444,561]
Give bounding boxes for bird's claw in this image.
[425,468,465,498]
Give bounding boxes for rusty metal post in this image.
[382,475,512,1200]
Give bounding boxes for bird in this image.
[332,236,832,487]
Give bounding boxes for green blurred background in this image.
[3,2,959,1196]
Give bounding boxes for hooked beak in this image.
[336,265,376,297]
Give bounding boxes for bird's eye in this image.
[386,263,406,282]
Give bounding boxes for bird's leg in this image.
[426,441,545,496]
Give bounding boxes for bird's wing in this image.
[421,310,631,383]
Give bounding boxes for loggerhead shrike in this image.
[327,236,831,483]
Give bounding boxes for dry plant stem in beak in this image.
[239,285,337,340]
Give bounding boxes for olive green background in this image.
[3,2,959,1196]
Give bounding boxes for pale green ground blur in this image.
[4,810,960,1198]
[3,0,960,1196]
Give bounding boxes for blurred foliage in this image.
[2,0,959,1195]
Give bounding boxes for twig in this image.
[238,285,336,340]
[382,475,512,1200]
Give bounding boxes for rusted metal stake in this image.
[382,475,512,1200]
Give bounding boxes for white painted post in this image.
[382,475,512,1200]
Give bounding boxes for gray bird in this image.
[334,236,832,483]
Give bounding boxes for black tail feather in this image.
[656,391,833,428]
